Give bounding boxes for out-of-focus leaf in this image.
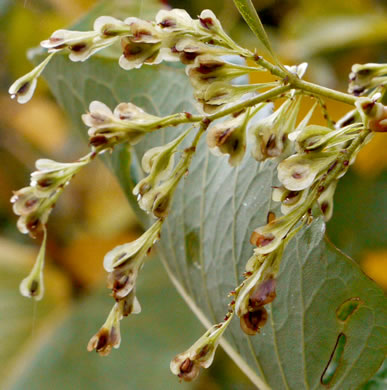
[3,258,200,390]
[233,0,277,61]
[280,14,387,60]
[328,170,387,260]
[361,359,387,390]
[26,0,387,388]
[0,238,70,385]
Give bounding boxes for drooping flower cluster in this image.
[11,156,91,300]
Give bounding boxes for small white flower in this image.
[94,16,131,37]
[206,111,249,167]
[277,152,337,191]
[8,53,54,104]
[103,220,162,272]
[170,314,233,382]
[41,29,97,49]
[156,9,195,32]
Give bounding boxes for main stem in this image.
[254,56,357,106]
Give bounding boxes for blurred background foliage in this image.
[0,0,386,389]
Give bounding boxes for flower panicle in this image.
[11,155,92,238]
[9,9,255,104]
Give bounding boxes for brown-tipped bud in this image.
[250,231,274,247]
[176,358,200,382]
[240,307,268,336]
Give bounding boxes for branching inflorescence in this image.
[9,4,387,383]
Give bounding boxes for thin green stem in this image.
[253,56,358,106]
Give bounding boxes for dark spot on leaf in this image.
[336,297,363,322]
[321,333,346,385]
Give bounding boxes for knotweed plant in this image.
[9,0,386,384]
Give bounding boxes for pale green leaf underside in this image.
[34,51,387,390]
[29,1,386,388]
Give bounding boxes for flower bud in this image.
[83,101,164,149]
[94,16,131,37]
[250,98,300,161]
[31,157,89,194]
[355,97,387,132]
[348,63,387,96]
[87,302,124,356]
[122,288,141,316]
[203,81,276,107]
[186,55,257,96]
[134,127,192,198]
[173,38,233,65]
[170,314,233,382]
[272,186,309,215]
[206,111,249,166]
[104,220,162,272]
[277,151,337,191]
[8,53,54,104]
[11,187,54,237]
[156,9,196,32]
[119,39,162,70]
[19,228,47,300]
[250,207,305,255]
[317,180,338,221]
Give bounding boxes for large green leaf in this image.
[28,1,386,389]
[2,257,202,390]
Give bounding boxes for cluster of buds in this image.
[88,220,162,355]
[9,8,256,107]
[250,97,301,161]
[186,55,267,113]
[82,100,178,150]
[134,130,196,218]
[170,314,233,382]
[11,156,91,300]
[348,63,387,96]
[11,156,91,237]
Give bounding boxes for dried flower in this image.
[206,111,250,166]
[170,314,233,382]
[104,220,162,273]
[87,301,124,356]
[250,98,300,161]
